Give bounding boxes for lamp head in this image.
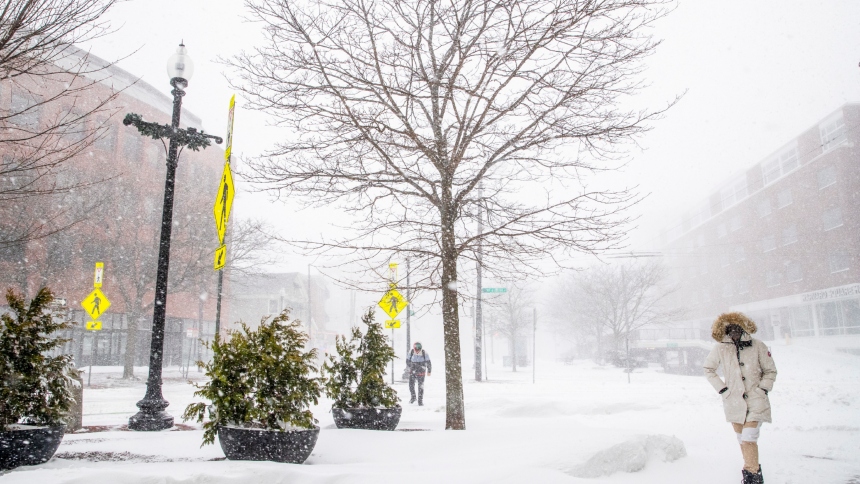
[166,42,194,84]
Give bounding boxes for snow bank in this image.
[567,434,686,478]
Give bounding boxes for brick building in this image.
[659,103,860,341]
[0,48,226,368]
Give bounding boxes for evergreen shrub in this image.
[183,309,322,445]
[322,309,399,409]
[0,288,76,429]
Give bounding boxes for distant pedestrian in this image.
[703,312,777,484]
[406,342,431,406]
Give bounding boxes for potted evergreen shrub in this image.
[0,288,76,470]
[183,309,322,464]
[322,309,401,430]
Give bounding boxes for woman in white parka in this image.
[703,312,777,484]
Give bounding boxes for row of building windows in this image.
[6,87,164,167]
[780,299,860,337]
[666,111,849,242]
[685,252,851,301]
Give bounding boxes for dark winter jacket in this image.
[406,350,431,376]
[703,312,778,424]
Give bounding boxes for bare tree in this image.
[551,260,679,362]
[487,285,532,373]
[229,0,674,429]
[0,0,121,247]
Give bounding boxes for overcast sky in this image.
[84,0,860,273]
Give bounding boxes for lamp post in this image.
[124,43,222,431]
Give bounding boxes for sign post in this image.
[82,262,110,386]
[213,95,236,336]
[379,263,409,384]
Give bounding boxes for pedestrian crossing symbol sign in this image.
[81,288,110,321]
[378,287,408,319]
[384,319,401,329]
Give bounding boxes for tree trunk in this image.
[123,312,138,379]
[440,208,465,430]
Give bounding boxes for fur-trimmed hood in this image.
[711,312,757,342]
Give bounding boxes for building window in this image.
[734,245,745,262]
[123,134,141,164]
[59,106,86,144]
[722,283,732,298]
[737,279,750,295]
[820,113,847,152]
[730,216,742,232]
[766,270,781,288]
[829,252,850,273]
[785,261,803,282]
[756,199,772,218]
[10,89,42,129]
[94,119,118,153]
[147,144,163,166]
[822,207,843,231]
[717,223,727,238]
[761,235,777,253]
[782,224,798,246]
[688,203,711,229]
[816,299,860,336]
[776,189,792,209]
[721,177,749,209]
[818,165,837,190]
[761,143,799,185]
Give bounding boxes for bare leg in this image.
[733,421,760,473]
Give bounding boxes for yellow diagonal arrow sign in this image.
[213,162,235,244]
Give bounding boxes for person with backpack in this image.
[704,312,778,484]
[406,341,431,406]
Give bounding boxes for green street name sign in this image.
[482,287,507,293]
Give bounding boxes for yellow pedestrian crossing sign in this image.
[81,288,110,320]
[213,162,235,244]
[378,287,408,319]
[384,319,401,329]
[86,321,102,331]
[214,244,226,271]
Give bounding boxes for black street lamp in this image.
[124,43,221,431]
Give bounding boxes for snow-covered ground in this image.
[3,336,859,483]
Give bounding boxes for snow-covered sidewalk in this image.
[3,337,859,483]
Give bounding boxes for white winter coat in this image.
[703,313,778,424]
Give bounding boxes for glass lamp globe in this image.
[166,43,194,82]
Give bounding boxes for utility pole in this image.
[475,185,483,381]
[626,336,631,384]
[406,257,411,361]
[532,307,537,384]
[307,264,312,342]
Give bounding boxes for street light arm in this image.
[123,113,223,152]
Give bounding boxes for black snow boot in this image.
[409,396,416,404]
[742,468,763,484]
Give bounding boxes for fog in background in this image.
[78,1,860,357]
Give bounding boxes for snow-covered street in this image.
[3,336,859,484]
